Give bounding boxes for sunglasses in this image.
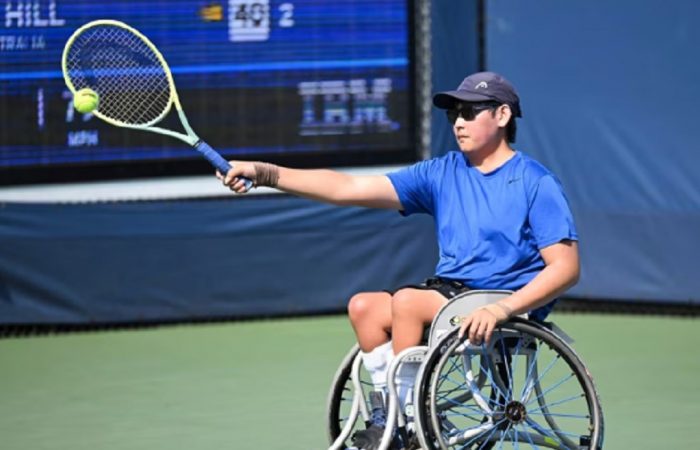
[446,102,502,124]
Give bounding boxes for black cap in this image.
[433,71,522,117]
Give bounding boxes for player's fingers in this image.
[468,316,482,344]
[223,171,235,186]
[472,313,492,346]
[458,316,473,339]
[223,175,240,192]
[476,319,490,346]
[232,178,248,193]
[223,162,243,185]
[484,320,497,346]
[219,163,231,178]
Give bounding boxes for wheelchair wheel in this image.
[415,318,604,450]
[326,344,374,446]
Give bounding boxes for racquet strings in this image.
[64,24,172,126]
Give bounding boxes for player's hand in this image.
[216,161,257,194]
[458,302,512,346]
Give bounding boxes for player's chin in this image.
[458,142,478,153]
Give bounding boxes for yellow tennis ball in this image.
[73,88,99,113]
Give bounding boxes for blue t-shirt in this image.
[387,150,577,299]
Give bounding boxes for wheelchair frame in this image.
[326,290,605,450]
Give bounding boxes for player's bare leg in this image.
[391,289,447,353]
[347,291,395,448]
[347,291,393,352]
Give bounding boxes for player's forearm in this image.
[500,251,580,316]
[223,161,401,208]
[275,166,357,204]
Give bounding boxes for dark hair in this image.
[506,116,517,143]
[489,106,517,143]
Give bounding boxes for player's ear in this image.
[497,104,512,127]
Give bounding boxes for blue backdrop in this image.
[485,0,700,302]
[0,198,436,324]
[1,0,698,325]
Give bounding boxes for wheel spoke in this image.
[421,320,602,450]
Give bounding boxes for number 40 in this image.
[232,2,293,28]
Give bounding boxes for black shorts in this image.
[385,276,470,300]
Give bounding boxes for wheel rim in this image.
[418,321,603,449]
[327,346,374,446]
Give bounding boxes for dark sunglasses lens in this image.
[448,102,500,123]
[446,107,476,123]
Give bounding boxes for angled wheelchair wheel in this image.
[415,318,604,450]
[326,344,375,447]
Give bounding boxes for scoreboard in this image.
[0,0,418,184]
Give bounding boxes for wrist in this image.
[481,302,511,322]
[252,162,279,187]
[494,301,514,318]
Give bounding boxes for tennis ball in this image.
[73,88,99,113]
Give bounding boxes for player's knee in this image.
[391,289,418,317]
[347,293,373,324]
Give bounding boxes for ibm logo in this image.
[298,79,398,136]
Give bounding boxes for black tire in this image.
[326,344,374,446]
[415,318,604,449]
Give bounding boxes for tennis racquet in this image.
[61,19,252,189]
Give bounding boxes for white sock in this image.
[360,340,393,392]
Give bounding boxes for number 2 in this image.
[279,3,294,27]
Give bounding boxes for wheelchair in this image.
[326,290,605,450]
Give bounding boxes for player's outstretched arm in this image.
[219,161,403,210]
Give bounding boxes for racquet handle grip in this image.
[195,140,253,191]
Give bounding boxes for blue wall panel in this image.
[485,0,700,302]
[0,197,437,324]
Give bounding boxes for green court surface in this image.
[0,313,698,449]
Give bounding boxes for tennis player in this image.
[221,71,579,450]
